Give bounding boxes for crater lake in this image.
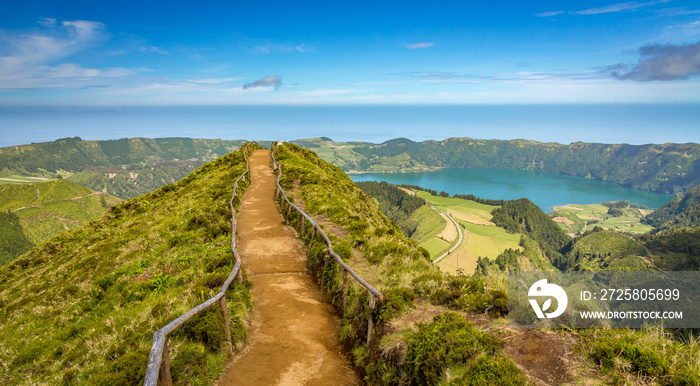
[349,168,675,212]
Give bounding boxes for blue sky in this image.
[1,0,699,105]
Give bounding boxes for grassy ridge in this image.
[274,143,525,384]
[0,145,257,384]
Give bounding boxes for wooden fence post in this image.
[219,296,234,355]
[300,216,305,235]
[367,293,376,347]
[159,339,172,386]
[236,268,243,284]
[320,252,330,289]
[342,270,350,315]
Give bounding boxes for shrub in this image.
[450,354,527,385]
[405,312,502,385]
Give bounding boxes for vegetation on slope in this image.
[0,212,33,266]
[551,201,654,236]
[294,137,700,194]
[562,228,651,271]
[491,198,570,266]
[0,145,257,385]
[0,136,246,198]
[66,161,203,199]
[637,227,700,271]
[0,179,121,265]
[643,185,700,232]
[356,181,427,237]
[274,143,521,384]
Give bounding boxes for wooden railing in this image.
[143,142,255,386]
[270,142,383,346]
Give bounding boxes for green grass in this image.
[0,176,50,184]
[274,143,525,384]
[411,205,446,245]
[413,190,518,262]
[0,180,122,264]
[422,237,452,257]
[552,203,654,235]
[458,221,521,260]
[0,145,258,384]
[577,328,700,384]
[568,229,652,271]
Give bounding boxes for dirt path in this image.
[218,149,359,386]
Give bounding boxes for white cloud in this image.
[139,46,170,55]
[243,75,282,90]
[574,0,670,15]
[0,20,133,90]
[404,42,435,49]
[38,18,57,27]
[536,11,564,17]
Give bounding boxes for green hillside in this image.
[564,228,652,271]
[0,145,257,384]
[0,212,33,266]
[293,137,700,195]
[274,143,530,383]
[0,180,122,264]
[355,180,428,238]
[491,198,570,265]
[551,202,654,236]
[0,137,246,198]
[643,185,700,231]
[637,227,700,271]
[276,143,700,385]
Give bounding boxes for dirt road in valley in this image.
[218,149,359,386]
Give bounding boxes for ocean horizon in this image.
[0,104,698,148]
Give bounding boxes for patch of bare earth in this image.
[559,205,583,211]
[397,187,415,196]
[552,216,574,227]
[502,329,577,386]
[436,209,457,241]
[436,232,476,276]
[448,210,495,226]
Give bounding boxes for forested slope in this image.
[643,185,700,231]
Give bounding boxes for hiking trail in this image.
[217,149,359,386]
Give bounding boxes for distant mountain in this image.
[292,137,700,195]
[0,137,246,198]
[0,179,121,265]
[642,185,700,232]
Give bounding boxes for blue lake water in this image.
[349,168,675,212]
